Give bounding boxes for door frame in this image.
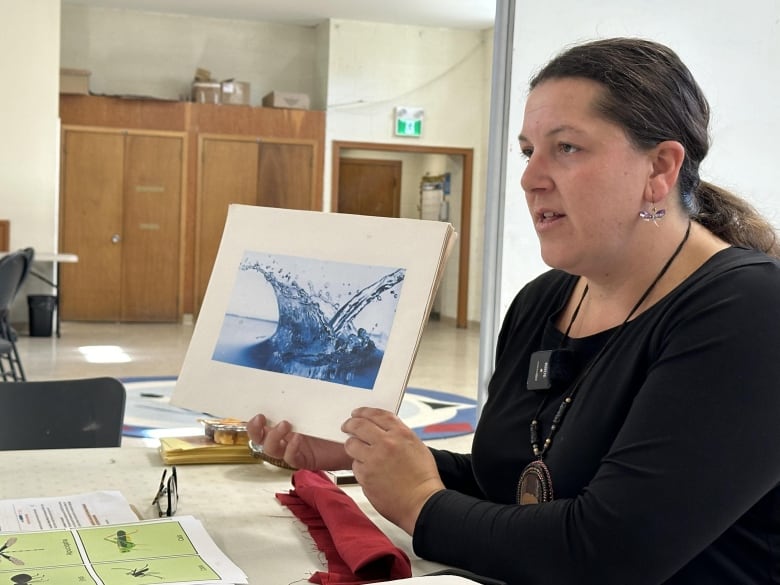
[332,141,472,328]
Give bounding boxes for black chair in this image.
[16,247,35,296]
[0,248,34,381]
[0,377,126,450]
[8,246,34,341]
[0,338,17,381]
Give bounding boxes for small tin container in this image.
[201,418,249,445]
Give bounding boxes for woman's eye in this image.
[520,147,533,160]
[559,143,579,154]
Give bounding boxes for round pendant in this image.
[517,460,554,505]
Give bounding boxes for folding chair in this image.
[0,338,17,381]
[0,377,127,450]
[0,248,34,380]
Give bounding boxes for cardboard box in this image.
[221,80,250,105]
[192,81,221,104]
[194,68,212,82]
[60,68,91,95]
[262,91,310,110]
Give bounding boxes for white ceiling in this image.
[60,0,496,30]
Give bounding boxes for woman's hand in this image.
[246,414,352,471]
[342,407,445,535]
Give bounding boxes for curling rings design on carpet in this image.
[121,376,477,442]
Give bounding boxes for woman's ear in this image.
[645,141,686,201]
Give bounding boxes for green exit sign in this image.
[395,107,424,137]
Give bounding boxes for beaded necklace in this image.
[517,221,692,505]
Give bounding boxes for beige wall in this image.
[61,5,320,106]
[0,1,61,319]
[0,1,60,249]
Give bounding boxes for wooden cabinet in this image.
[195,135,317,311]
[60,128,185,321]
[59,95,325,320]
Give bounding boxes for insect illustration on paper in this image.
[111,564,164,580]
[0,538,26,566]
[10,574,47,584]
[104,529,142,553]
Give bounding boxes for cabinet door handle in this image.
[111,233,122,244]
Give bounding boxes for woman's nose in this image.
[520,153,552,194]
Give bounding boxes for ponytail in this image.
[691,181,780,258]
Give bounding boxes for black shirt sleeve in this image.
[430,448,483,498]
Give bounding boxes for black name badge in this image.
[527,350,553,390]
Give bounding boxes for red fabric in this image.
[276,469,412,585]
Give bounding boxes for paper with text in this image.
[0,490,138,532]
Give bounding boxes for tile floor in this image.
[14,317,481,452]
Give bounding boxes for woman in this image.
[248,38,780,584]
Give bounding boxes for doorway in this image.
[332,141,472,328]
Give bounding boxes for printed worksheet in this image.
[0,515,247,585]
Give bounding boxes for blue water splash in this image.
[212,255,406,390]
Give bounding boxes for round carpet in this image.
[121,376,477,442]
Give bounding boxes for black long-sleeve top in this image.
[413,247,780,584]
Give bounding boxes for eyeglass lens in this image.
[153,466,178,517]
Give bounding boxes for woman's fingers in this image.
[342,407,398,436]
[246,414,293,458]
[246,414,268,443]
[341,408,414,463]
[263,419,293,458]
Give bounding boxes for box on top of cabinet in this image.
[60,68,91,95]
[221,80,250,105]
[192,81,221,104]
[262,91,310,110]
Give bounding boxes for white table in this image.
[1,447,447,583]
[27,251,78,337]
[32,252,79,264]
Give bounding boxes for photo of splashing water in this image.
[212,251,406,390]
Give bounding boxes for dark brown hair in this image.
[530,37,779,257]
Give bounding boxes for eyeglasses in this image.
[152,466,178,517]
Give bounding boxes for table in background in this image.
[1,447,446,583]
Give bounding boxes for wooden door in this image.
[60,130,124,320]
[257,142,314,210]
[196,137,259,311]
[337,158,401,217]
[121,134,183,321]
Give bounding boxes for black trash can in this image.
[28,294,57,337]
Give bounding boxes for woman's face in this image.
[520,78,654,276]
